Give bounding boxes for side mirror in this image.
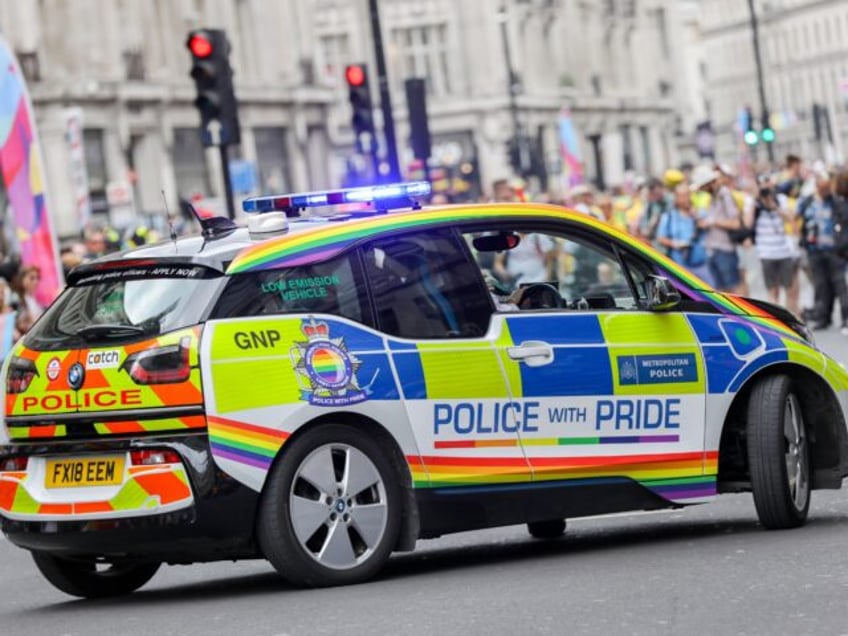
[644,275,681,311]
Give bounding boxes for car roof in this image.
[85,203,598,274]
[226,203,605,274]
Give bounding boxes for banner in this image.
[64,107,91,228]
[0,35,63,307]
[558,107,584,188]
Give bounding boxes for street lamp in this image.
[497,5,531,177]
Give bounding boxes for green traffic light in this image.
[761,127,775,143]
[744,130,759,145]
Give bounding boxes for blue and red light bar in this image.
[242,181,431,214]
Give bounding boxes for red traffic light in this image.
[345,65,366,87]
[188,33,214,58]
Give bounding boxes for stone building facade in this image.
[699,0,848,166]
[1,0,685,237]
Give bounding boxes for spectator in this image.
[777,154,805,199]
[83,228,106,260]
[597,194,627,231]
[493,232,557,290]
[752,181,799,314]
[635,178,669,244]
[692,164,744,293]
[12,265,44,320]
[799,170,848,331]
[656,183,712,284]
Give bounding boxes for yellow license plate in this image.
[45,456,125,489]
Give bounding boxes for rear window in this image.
[26,265,223,351]
[211,253,370,324]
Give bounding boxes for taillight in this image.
[0,456,28,471]
[122,337,191,385]
[130,449,181,466]
[6,357,38,394]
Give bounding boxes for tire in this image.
[527,519,566,539]
[257,423,402,587]
[31,552,159,598]
[746,374,811,529]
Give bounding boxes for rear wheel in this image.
[746,374,810,529]
[258,424,402,587]
[527,519,566,539]
[31,552,160,598]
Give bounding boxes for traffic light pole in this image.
[498,6,530,177]
[747,0,774,164]
[368,0,401,182]
[220,144,235,220]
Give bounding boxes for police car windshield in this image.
[26,265,223,350]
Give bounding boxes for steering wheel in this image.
[516,283,566,310]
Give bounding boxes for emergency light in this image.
[242,181,431,214]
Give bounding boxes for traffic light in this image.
[743,107,758,146]
[405,78,431,161]
[187,29,240,147]
[761,111,775,144]
[345,64,376,155]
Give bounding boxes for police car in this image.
[1,181,846,597]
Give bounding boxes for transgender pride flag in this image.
[0,35,62,306]
[558,107,584,188]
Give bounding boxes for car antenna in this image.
[161,190,178,248]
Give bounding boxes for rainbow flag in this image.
[0,35,62,307]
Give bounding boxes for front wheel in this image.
[746,374,810,529]
[257,424,402,587]
[31,552,160,598]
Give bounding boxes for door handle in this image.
[507,341,554,367]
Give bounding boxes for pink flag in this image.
[0,36,63,307]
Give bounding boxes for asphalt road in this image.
[2,287,848,635]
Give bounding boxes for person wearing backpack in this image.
[799,170,848,332]
[752,182,799,315]
[691,165,744,293]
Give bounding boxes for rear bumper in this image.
[0,433,261,563]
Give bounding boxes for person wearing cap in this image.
[692,164,744,293]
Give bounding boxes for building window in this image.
[172,128,210,198]
[254,127,291,193]
[318,33,350,87]
[123,50,146,81]
[391,23,452,97]
[16,51,40,83]
[83,129,109,215]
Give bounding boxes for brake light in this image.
[130,449,181,466]
[6,357,38,394]
[1,456,28,471]
[122,337,192,385]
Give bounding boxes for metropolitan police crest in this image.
[290,318,366,406]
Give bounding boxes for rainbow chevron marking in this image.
[434,435,680,449]
[407,450,717,495]
[644,475,717,501]
[207,415,290,470]
[226,203,798,338]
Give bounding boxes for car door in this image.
[464,224,712,504]
[361,228,532,488]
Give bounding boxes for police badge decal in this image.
[291,318,366,406]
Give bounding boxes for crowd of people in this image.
[481,154,848,333]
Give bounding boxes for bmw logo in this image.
[67,363,85,390]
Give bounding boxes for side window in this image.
[464,227,641,311]
[212,254,369,323]
[363,229,492,339]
